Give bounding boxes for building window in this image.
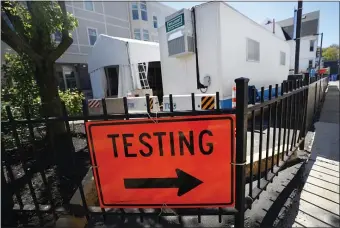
[246,38,260,62]
[280,51,286,65]
[140,1,147,21]
[54,31,62,42]
[131,2,139,20]
[84,1,94,11]
[87,28,97,45]
[308,59,313,68]
[65,72,77,89]
[58,71,77,90]
[134,29,141,40]
[310,40,314,52]
[143,29,149,41]
[153,16,158,28]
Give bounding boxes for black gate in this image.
[1,76,328,227]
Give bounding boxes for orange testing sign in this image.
[86,115,235,208]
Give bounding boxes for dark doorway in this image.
[147,61,163,104]
[106,67,119,97]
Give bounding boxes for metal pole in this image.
[234,77,249,228]
[294,0,303,74]
[318,32,323,70]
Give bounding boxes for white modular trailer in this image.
[88,34,160,99]
[159,2,290,109]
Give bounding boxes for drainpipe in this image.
[192,7,207,91]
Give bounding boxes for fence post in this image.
[1,170,14,225]
[234,77,249,228]
[299,77,309,150]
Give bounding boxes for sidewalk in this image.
[291,81,340,227]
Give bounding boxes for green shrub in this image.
[1,53,84,121]
[58,89,84,116]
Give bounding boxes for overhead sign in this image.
[86,115,235,208]
[166,13,185,33]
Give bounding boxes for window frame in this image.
[246,38,260,62]
[84,1,94,11]
[308,59,313,68]
[87,27,98,46]
[309,40,315,52]
[131,2,139,20]
[65,72,77,90]
[140,1,148,21]
[280,51,286,66]
[58,71,77,90]
[134,28,141,40]
[143,29,149,41]
[153,15,158,28]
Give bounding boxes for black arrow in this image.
[124,169,203,197]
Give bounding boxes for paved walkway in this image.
[292,81,340,228]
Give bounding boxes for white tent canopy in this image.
[87,34,160,98]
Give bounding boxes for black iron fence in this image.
[234,75,328,227]
[1,76,328,227]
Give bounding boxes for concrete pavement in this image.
[287,81,340,227]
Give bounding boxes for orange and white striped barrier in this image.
[88,99,101,108]
[232,86,236,108]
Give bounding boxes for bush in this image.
[58,89,84,116]
[1,53,84,121]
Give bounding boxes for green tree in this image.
[1,53,84,121]
[1,1,79,177]
[1,1,78,135]
[322,44,339,61]
[1,53,40,119]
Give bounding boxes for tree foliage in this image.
[1,53,84,121]
[322,44,339,61]
[1,1,78,63]
[1,1,81,179]
[58,90,85,116]
[2,0,79,138]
